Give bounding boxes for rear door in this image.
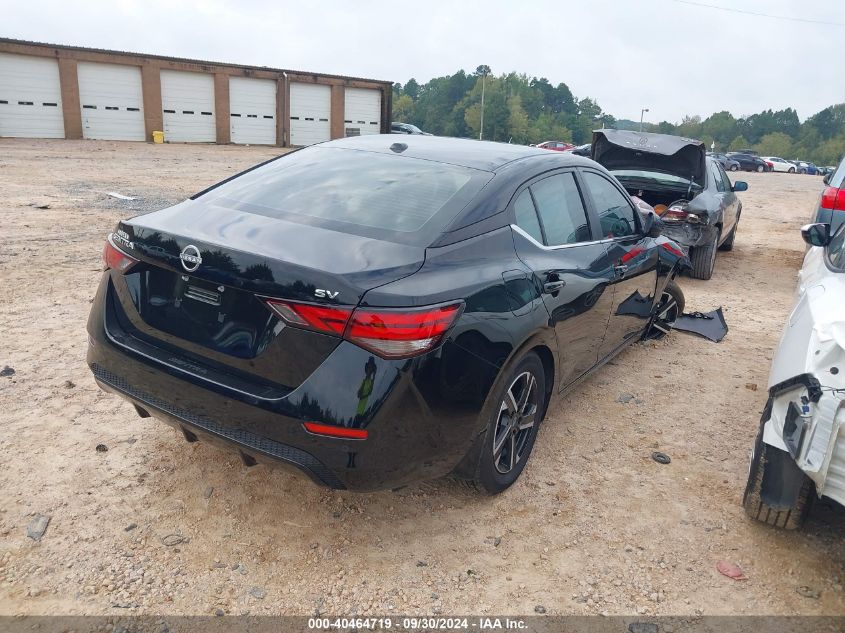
[713,161,739,236]
[510,170,616,389]
[579,169,659,360]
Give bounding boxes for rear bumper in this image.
[660,222,717,249]
[86,275,496,491]
[91,363,346,488]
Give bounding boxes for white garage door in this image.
[344,88,381,137]
[160,70,216,143]
[77,62,145,141]
[229,77,276,145]
[0,53,64,138]
[289,82,330,146]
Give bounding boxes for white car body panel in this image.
[763,245,845,505]
[762,157,794,173]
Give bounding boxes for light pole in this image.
[639,108,650,132]
[476,65,491,140]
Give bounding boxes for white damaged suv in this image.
[744,221,845,529]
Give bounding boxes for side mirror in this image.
[641,210,663,238]
[801,223,831,247]
[732,181,748,192]
[824,173,831,185]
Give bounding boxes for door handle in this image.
[614,264,628,277]
[543,280,566,293]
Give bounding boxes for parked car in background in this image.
[818,166,837,177]
[593,130,747,279]
[762,156,797,173]
[795,161,820,175]
[87,135,689,493]
[743,221,845,529]
[568,143,592,157]
[532,140,574,151]
[813,153,845,233]
[708,152,740,171]
[728,152,770,172]
[390,122,431,135]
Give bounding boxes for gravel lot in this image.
[0,139,843,617]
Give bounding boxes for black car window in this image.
[203,146,492,246]
[514,189,544,243]
[717,163,733,189]
[582,171,638,239]
[529,173,591,245]
[828,225,845,271]
[710,163,727,192]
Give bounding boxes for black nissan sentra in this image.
[88,135,689,493]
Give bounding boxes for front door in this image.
[578,169,660,360]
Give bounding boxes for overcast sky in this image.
[5,0,844,122]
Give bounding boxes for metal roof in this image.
[0,37,393,86]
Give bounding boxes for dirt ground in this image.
[0,138,843,618]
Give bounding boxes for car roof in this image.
[321,134,567,172]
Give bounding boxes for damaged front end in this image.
[760,260,845,507]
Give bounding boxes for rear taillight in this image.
[265,300,352,335]
[102,236,138,272]
[821,186,845,211]
[662,205,701,224]
[345,304,463,359]
[265,299,463,359]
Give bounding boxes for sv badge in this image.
[315,289,339,300]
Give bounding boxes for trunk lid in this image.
[592,130,707,188]
[111,199,425,382]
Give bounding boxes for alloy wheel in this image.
[492,371,539,474]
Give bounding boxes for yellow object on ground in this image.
[152,131,164,144]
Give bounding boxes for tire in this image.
[689,229,720,280]
[788,167,795,173]
[730,164,738,171]
[719,214,739,251]
[756,165,765,172]
[644,279,684,340]
[743,427,814,530]
[471,352,547,494]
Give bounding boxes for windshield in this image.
[199,146,491,246]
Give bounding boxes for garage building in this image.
[0,39,392,147]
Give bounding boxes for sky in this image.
[4,0,844,123]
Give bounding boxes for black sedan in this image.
[727,152,770,172]
[593,130,747,279]
[87,135,688,493]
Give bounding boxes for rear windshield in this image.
[199,146,492,245]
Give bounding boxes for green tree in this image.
[729,135,750,151]
[507,95,530,143]
[701,111,737,148]
[392,94,415,122]
[755,132,793,157]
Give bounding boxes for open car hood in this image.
[592,130,706,188]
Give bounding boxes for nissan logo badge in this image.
[180,244,202,272]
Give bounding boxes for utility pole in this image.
[476,65,491,140]
[640,107,650,132]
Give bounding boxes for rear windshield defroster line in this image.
[199,146,492,246]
